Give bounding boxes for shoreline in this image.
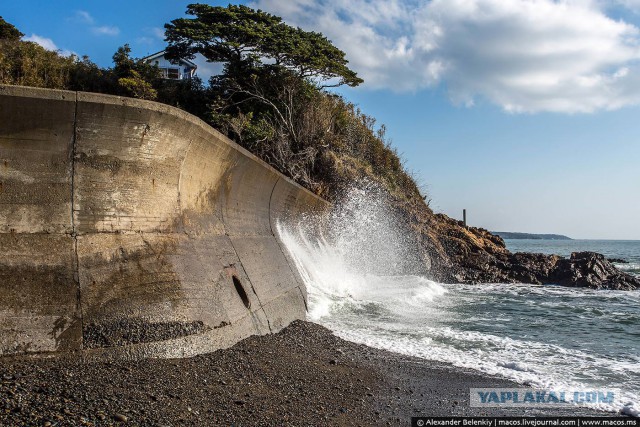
[0,321,618,426]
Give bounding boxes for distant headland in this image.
[492,231,572,240]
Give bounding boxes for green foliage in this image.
[156,76,210,118]
[111,44,161,100]
[118,71,158,100]
[163,4,421,203]
[0,38,76,88]
[112,45,136,76]
[67,55,112,93]
[165,4,362,87]
[0,14,427,207]
[0,16,23,41]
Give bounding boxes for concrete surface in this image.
[0,85,327,359]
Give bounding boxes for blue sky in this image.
[4,0,640,239]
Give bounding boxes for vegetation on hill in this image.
[162,4,419,200]
[0,9,422,204]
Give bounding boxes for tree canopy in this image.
[164,4,363,88]
[0,16,23,41]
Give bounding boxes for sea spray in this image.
[276,182,441,320]
[276,184,640,416]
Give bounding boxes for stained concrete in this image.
[0,85,327,359]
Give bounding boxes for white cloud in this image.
[250,0,640,113]
[91,25,120,36]
[24,34,58,51]
[70,10,119,37]
[23,34,75,57]
[192,55,224,82]
[74,10,94,25]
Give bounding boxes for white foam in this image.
[622,404,640,417]
[275,185,640,416]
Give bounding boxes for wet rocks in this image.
[421,214,639,290]
[551,252,640,290]
[608,258,629,264]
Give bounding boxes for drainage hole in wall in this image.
[233,275,251,309]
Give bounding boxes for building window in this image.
[167,68,179,79]
[159,67,181,79]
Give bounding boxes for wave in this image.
[276,187,640,417]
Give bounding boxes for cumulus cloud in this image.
[24,34,58,51]
[250,0,640,113]
[23,34,74,57]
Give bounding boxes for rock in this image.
[423,212,639,290]
[413,205,639,290]
[609,258,628,263]
[551,252,640,290]
[113,413,128,422]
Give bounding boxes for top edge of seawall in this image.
[0,84,76,101]
[0,84,328,207]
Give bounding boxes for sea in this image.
[277,188,640,416]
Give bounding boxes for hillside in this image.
[491,232,572,240]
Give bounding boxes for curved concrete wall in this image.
[0,85,327,359]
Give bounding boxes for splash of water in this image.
[276,184,640,416]
[276,183,444,320]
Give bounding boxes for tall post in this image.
[463,209,467,227]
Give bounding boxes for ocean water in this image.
[276,189,640,416]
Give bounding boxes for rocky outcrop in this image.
[429,222,640,289]
[399,202,640,290]
[550,252,640,290]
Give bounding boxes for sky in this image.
[4,0,640,239]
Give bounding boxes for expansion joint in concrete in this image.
[70,92,83,343]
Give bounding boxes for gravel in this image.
[0,321,615,426]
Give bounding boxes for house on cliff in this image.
[142,51,197,80]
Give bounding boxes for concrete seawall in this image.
[0,85,327,359]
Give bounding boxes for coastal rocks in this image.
[453,246,639,290]
[550,252,640,290]
[506,252,561,285]
[382,191,637,290]
[418,211,639,290]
